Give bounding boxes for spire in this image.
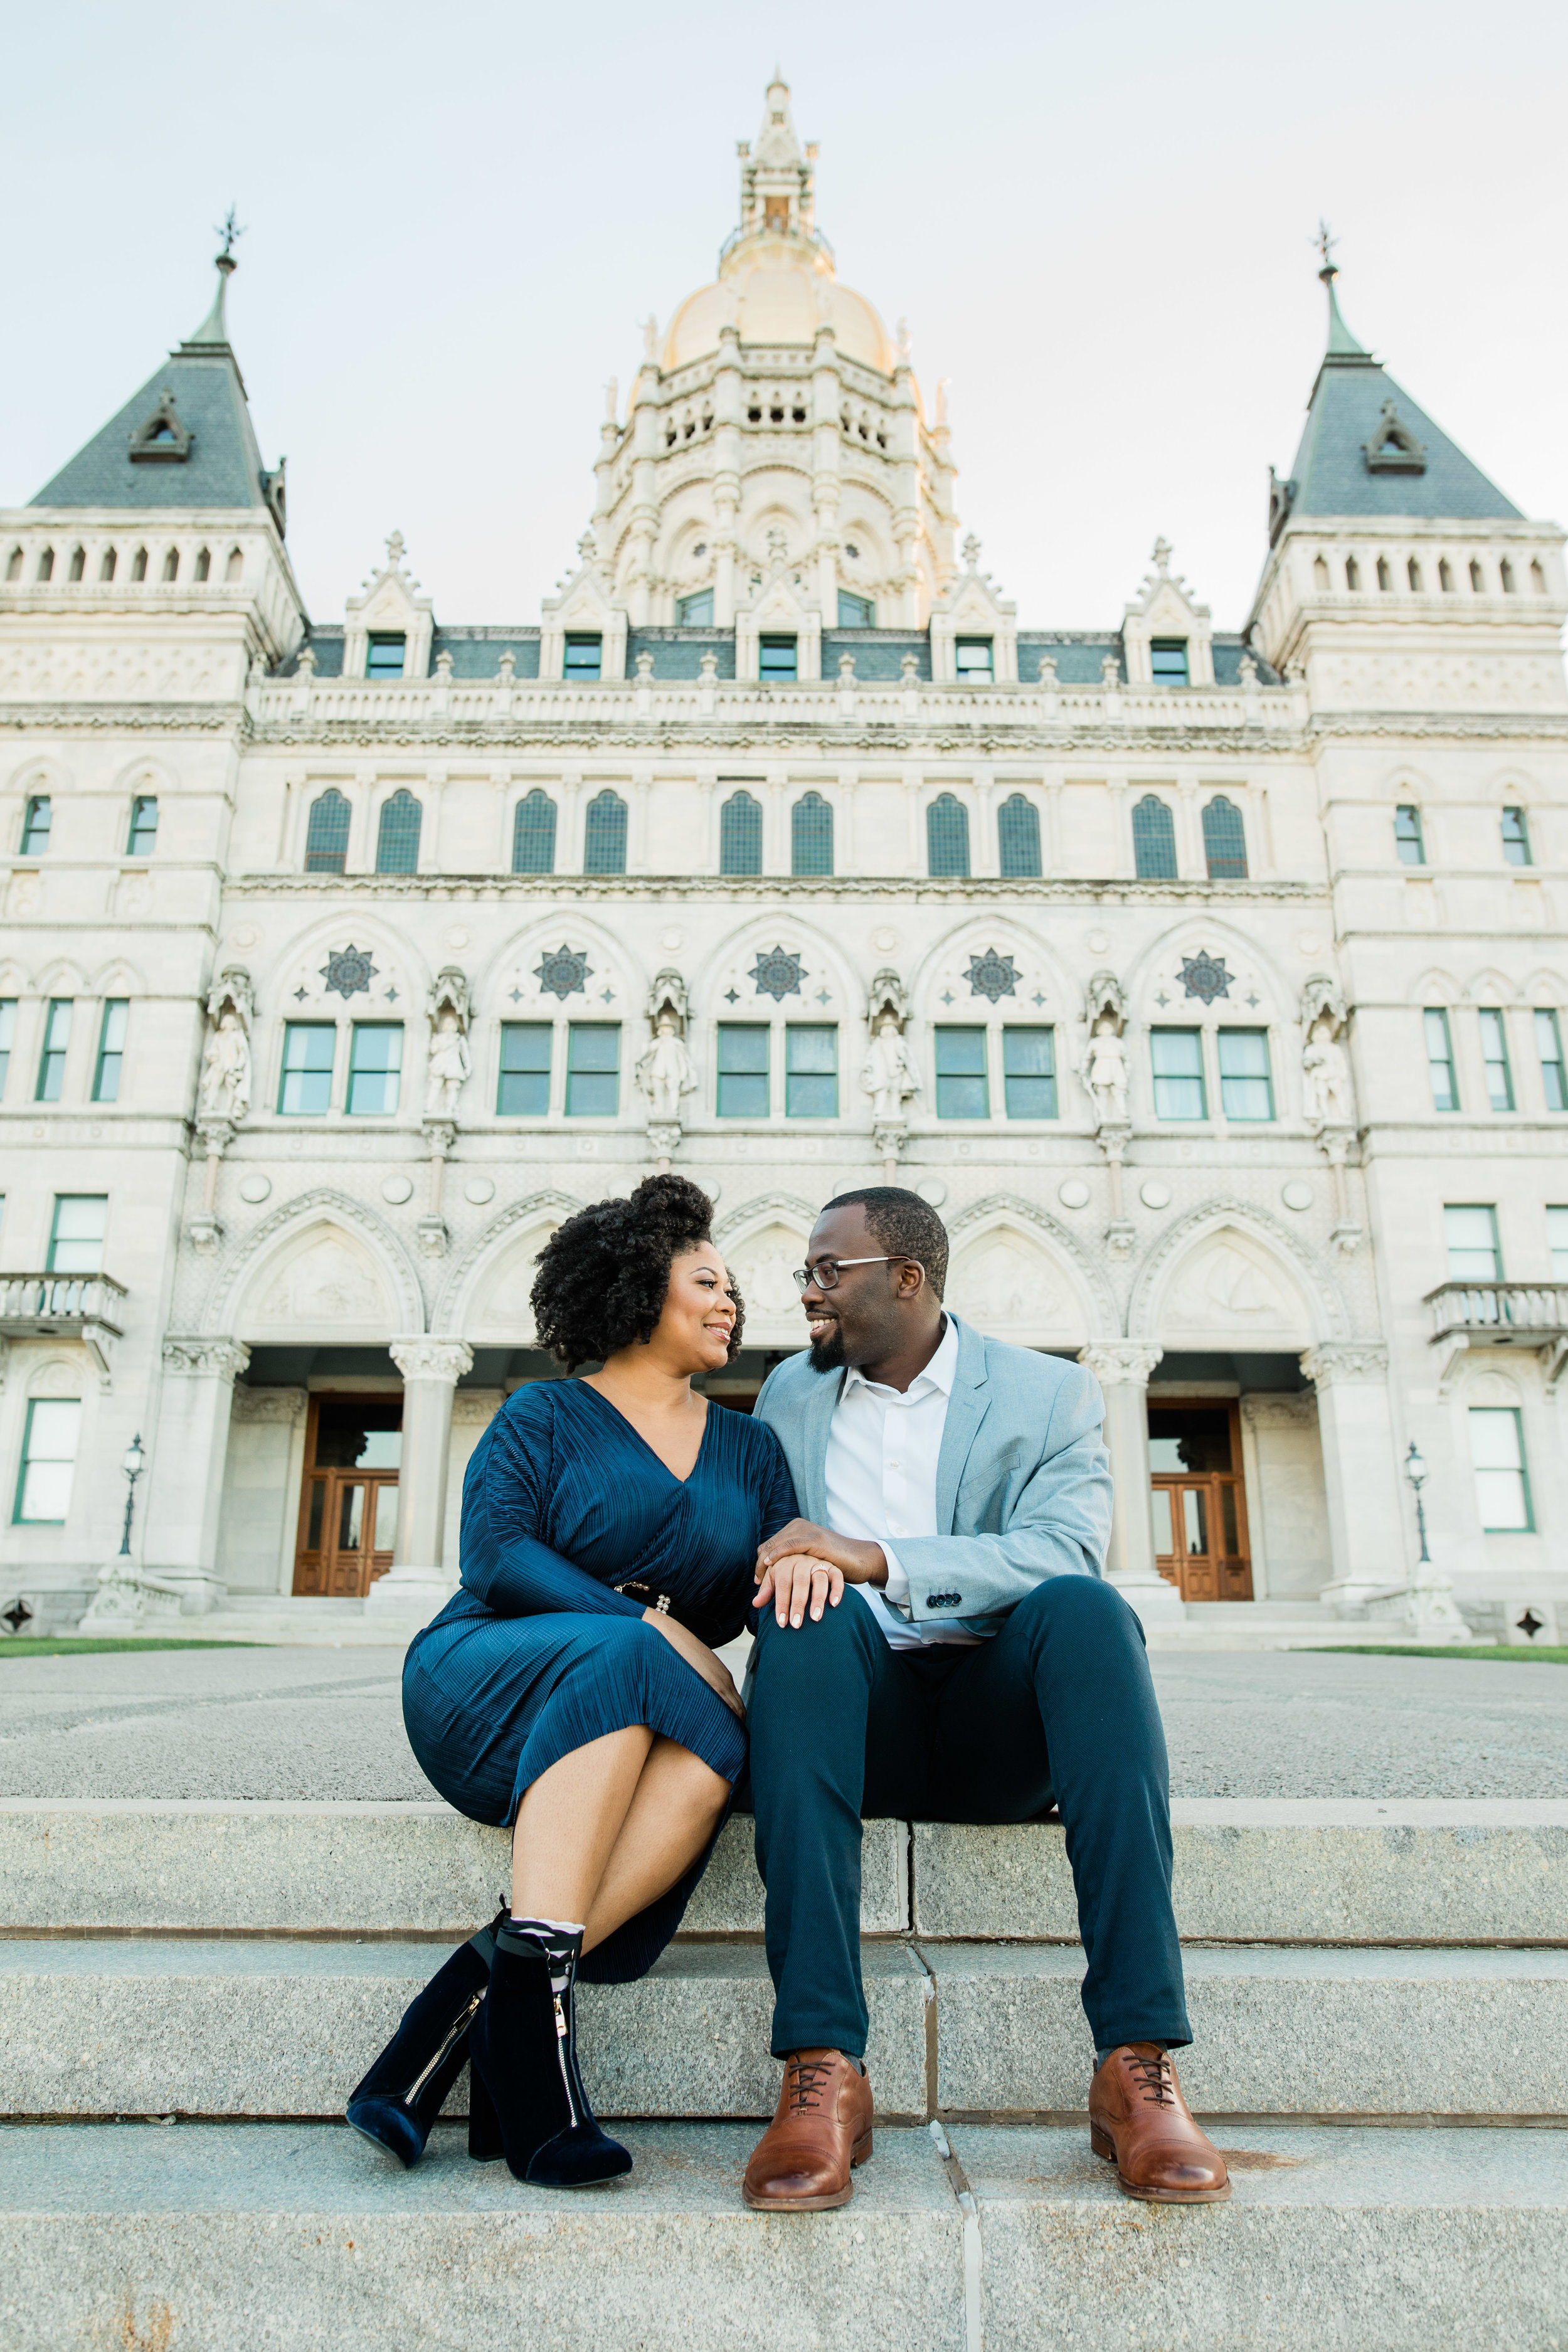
[183,209,245,358]
[1314,223,1372,364]
[28,216,286,530]
[1276,226,1521,526]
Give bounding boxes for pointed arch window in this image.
[1345,556,1360,591]
[1132,795,1178,880]
[512,790,557,875]
[1375,556,1392,591]
[1407,557,1423,591]
[927,793,970,878]
[194,546,211,582]
[792,790,834,877]
[100,547,117,581]
[36,548,54,581]
[162,548,179,582]
[997,793,1042,879]
[225,546,243,583]
[720,790,763,876]
[376,790,423,874]
[130,548,147,582]
[1469,558,1485,591]
[1202,795,1248,879]
[67,546,85,581]
[1500,559,1517,594]
[1438,558,1454,592]
[304,789,351,874]
[583,789,627,875]
[4,546,21,581]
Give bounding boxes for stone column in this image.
[1299,1343,1409,1613]
[1078,1344,1184,1623]
[140,1338,252,1611]
[366,1338,474,1618]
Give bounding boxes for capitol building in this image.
[2,78,1564,1646]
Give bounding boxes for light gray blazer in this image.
[752,1313,1112,1641]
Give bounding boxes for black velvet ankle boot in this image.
[466,1919,632,2188]
[346,1912,502,2168]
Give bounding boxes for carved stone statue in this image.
[860,1010,921,1121]
[1302,1017,1353,1126]
[636,1012,697,1123]
[1083,1017,1129,1127]
[198,1007,251,1123]
[426,1010,472,1120]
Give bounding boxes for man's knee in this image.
[751,1593,876,1687]
[1012,1572,1142,1646]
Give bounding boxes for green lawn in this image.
[0,1638,263,1660]
[1305,1645,1568,1664]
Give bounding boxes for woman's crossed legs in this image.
[511,1727,730,1951]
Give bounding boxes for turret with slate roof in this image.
[1249,233,1565,708]
[1,224,306,683]
[30,220,287,531]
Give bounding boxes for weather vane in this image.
[215,206,246,258]
[1313,218,1338,272]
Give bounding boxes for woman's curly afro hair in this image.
[530,1173,744,1372]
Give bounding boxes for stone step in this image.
[6,1798,1565,1942]
[3,2119,1564,2352]
[7,1937,1567,2123]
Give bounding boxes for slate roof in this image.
[1284,272,1520,522]
[29,261,281,518]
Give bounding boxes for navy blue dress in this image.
[403,1380,797,1981]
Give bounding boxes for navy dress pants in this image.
[746,1574,1190,2063]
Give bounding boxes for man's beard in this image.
[806,1320,846,1374]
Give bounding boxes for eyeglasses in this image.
[792,1255,919,1293]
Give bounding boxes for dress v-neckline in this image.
[576,1379,712,1488]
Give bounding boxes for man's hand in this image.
[755,1518,887,1629]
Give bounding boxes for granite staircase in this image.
[3,1795,1566,2349]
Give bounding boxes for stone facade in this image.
[2,85,1564,1640]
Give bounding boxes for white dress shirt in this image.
[822,1315,980,1648]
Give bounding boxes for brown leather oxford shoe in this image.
[742,2048,874,2211]
[1089,2043,1231,2204]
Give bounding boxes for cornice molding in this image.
[217,871,1321,904]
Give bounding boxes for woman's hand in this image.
[756,1518,886,1592]
[755,1550,845,1629]
[641,1607,745,1720]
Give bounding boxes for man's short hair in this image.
[820,1187,949,1302]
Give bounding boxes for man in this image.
[740,1187,1227,2212]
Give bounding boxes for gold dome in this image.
[662,233,895,376]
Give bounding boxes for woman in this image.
[347,1175,795,2188]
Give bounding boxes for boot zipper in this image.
[403,1990,483,2108]
[553,1993,579,2125]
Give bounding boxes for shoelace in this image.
[1124,2050,1176,2109]
[785,2058,836,2117]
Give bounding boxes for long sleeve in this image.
[891,1363,1113,1623]
[460,1404,645,1622]
[756,1426,801,1546]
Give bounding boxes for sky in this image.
[4,0,1566,637]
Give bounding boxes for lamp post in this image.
[118,1434,146,1559]
[1404,1440,1431,1565]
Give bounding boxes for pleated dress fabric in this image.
[403,1379,798,1983]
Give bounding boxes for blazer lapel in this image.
[935,1316,992,1534]
[797,1369,841,1523]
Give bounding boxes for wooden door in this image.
[1148,1399,1253,1602]
[292,1394,403,1598]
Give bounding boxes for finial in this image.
[577,530,597,567]
[1313,218,1338,281]
[1152,536,1172,573]
[386,530,406,569]
[639,314,659,363]
[961,533,981,572]
[896,317,911,359]
[215,206,246,271]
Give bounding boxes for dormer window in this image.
[1150,639,1189,686]
[760,635,797,680]
[955,638,993,682]
[366,633,406,678]
[564,633,603,680]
